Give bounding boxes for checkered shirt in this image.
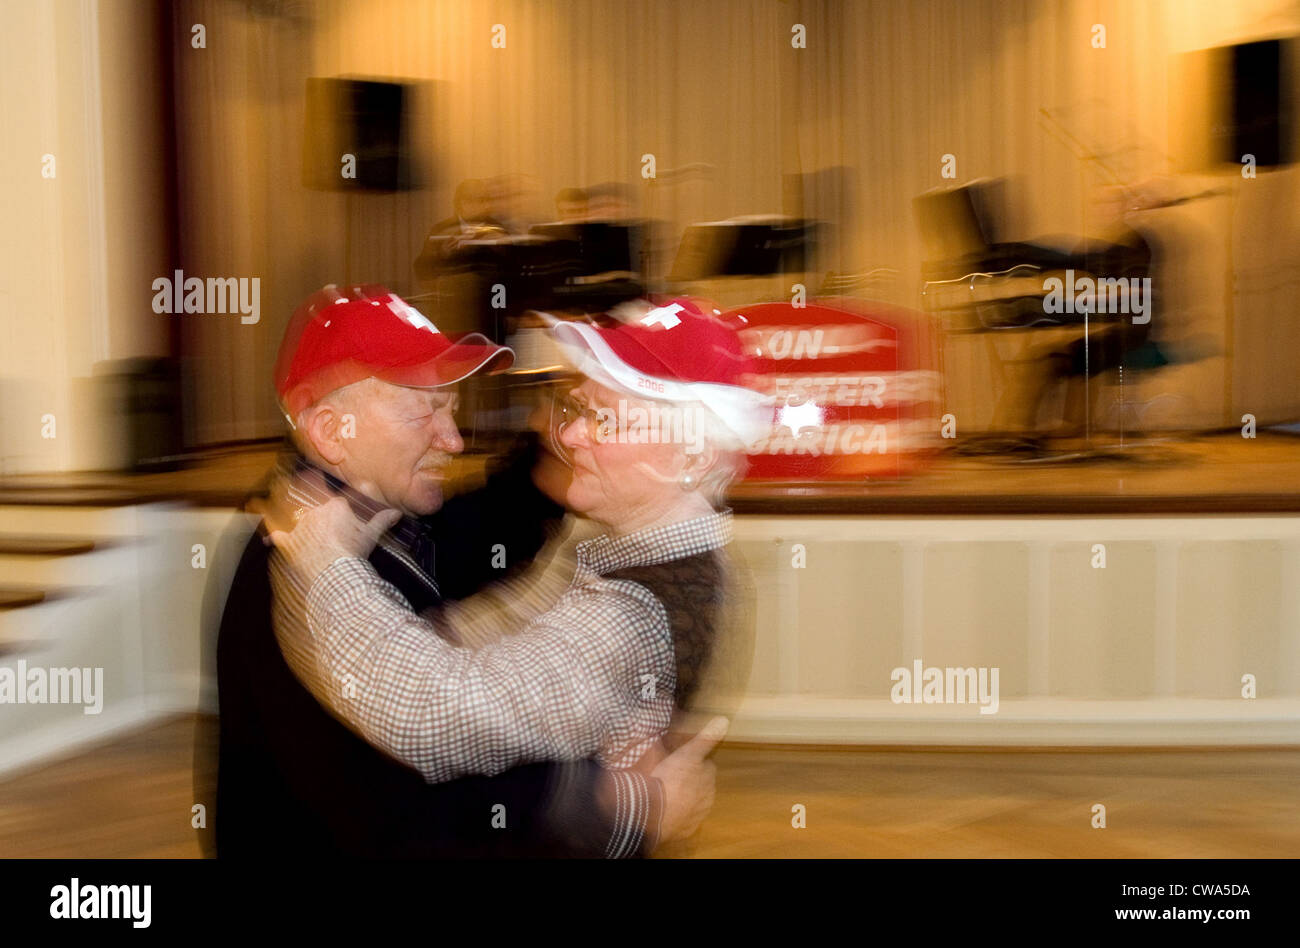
[268,455,729,857]
[285,510,732,773]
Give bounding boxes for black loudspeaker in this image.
[302,77,417,191]
[1219,39,1293,168]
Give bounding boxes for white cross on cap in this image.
[640,302,685,330]
[388,298,440,335]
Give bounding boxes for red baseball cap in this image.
[274,284,513,417]
[544,297,774,446]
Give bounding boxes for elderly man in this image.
[213,284,718,858]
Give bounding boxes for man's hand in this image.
[267,496,401,583]
[651,716,728,846]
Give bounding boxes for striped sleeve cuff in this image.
[603,771,661,859]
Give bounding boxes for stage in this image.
[0,430,1296,514]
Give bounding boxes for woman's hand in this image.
[267,496,402,582]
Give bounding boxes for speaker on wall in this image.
[302,77,421,191]
[1226,39,1292,168]
[1173,38,1295,172]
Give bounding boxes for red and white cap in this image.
[545,297,774,447]
[274,284,513,417]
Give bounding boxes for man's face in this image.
[336,381,463,517]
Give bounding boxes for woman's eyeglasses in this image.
[552,393,613,438]
[546,391,625,465]
[553,392,603,429]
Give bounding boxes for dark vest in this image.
[209,437,620,858]
[606,549,726,709]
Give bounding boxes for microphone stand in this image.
[1036,107,1140,455]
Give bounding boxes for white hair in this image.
[285,377,379,462]
[678,399,748,509]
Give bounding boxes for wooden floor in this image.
[2,715,1297,858]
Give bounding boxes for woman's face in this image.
[556,378,690,533]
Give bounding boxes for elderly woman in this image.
[268,298,768,785]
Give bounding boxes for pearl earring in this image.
[679,472,696,491]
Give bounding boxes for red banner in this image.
[720,298,939,481]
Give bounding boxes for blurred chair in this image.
[920,264,1062,456]
[914,182,1080,282]
[818,267,901,299]
[914,183,1194,460]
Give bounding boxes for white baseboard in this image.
[725,696,1300,746]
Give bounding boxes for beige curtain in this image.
[173,0,1297,444]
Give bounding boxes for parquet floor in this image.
[1,715,1297,859]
